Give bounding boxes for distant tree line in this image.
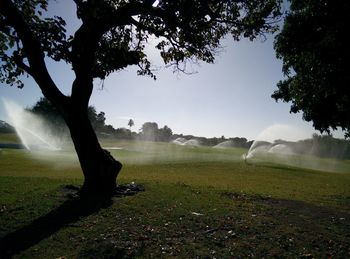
[27,97,117,138]
[0,120,14,133]
[172,134,253,149]
[3,98,349,160]
[273,134,350,160]
[290,134,350,160]
[140,122,173,142]
[24,98,253,145]
[25,97,173,142]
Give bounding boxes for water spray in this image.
[2,98,62,151]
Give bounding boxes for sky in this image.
[0,1,344,141]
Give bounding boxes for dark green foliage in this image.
[172,134,252,148]
[139,122,173,142]
[295,134,350,160]
[127,119,134,129]
[114,128,133,140]
[273,0,350,137]
[87,107,106,133]
[231,137,252,148]
[139,122,170,142]
[0,0,67,88]
[0,120,15,133]
[157,125,173,142]
[140,122,159,141]
[27,98,177,141]
[0,0,282,88]
[270,134,350,160]
[28,97,68,136]
[28,97,112,135]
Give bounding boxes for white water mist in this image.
[243,124,345,173]
[2,98,61,150]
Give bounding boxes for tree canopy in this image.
[28,97,110,134]
[0,0,282,93]
[128,119,134,129]
[0,0,282,195]
[28,97,67,135]
[140,122,172,142]
[273,0,350,137]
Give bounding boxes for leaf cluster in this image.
[273,0,350,137]
[1,0,282,91]
[0,0,69,88]
[139,0,282,73]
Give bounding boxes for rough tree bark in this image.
[64,104,122,196]
[61,70,123,195]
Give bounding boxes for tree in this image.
[29,97,110,135]
[273,0,350,138]
[158,125,173,142]
[87,107,109,133]
[128,119,134,131]
[115,127,132,139]
[0,120,15,134]
[29,97,68,136]
[141,122,159,141]
[0,0,281,195]
[94,111,107,132]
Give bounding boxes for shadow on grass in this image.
[222,191,350,223]
[0,191,113,258]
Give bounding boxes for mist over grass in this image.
[1,135,350,257]
[1,132,350,174]
[2,98,349,174]
[1,135,349,195]
[101,140,246,165]
[244,124,350,173]
[245,148,350,173]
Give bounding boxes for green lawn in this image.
[1,137,350,258]
[0,133,21,144]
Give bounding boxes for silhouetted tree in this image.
[115,127,132,140]
[141,122,158,141]
[128,119,134,131]
[292,134,350,159]
[29,97,67,135]
[0,120,15,133]
[0,0,282,195]
[95,111,107,132]
[29,97,110,135]
[231,137,249,148]
[273,0,350,138]
[158,125,173,142]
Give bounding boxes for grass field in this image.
[1,133,350,258]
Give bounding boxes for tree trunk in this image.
[64,107,122,196]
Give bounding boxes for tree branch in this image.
[0,0,67,106]
[69,1,161,106]
[13,54,31,75]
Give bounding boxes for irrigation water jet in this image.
[243,124,347,173]
[2,98,62,151]
[245,124,310,160]
[243,124,305,168]
[213,140,235,149]
[172,138,200,146]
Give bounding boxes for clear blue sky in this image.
[0,1,343,140]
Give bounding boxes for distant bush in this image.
[294,134,350,160]
[0,120,15,133]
